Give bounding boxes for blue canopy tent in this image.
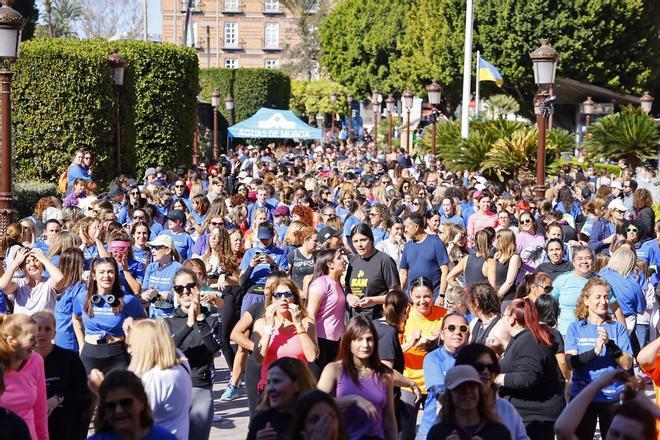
[228,108,322,140]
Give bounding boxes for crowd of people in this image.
[0,143,659,440]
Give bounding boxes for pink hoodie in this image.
[0,352,48,440]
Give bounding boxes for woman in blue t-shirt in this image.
[131,221,151,266]
[54,248,87,352]
[565,277,633,440]
[141,235,182,319]
[73,257,146,374]
[74,216,101,270]
[101,230,145,296]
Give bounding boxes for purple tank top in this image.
[336,369,387,440]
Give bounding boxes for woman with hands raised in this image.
[564,278,633,440]
[253,276,318,392]
[0,246,64,315]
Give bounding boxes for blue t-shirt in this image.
[158,230,194,261]
[440,214,466,228]
[149,222,164,241]
[372,227,389,245]
[73,293,145,338]
[552,272,591,336]
[86,424,176,440]
[119,259,145,296]
[142,261,182,298]
[598,267,646,317]
[342,215,361,238]
[419,347,456,437]
[132,246,149,266]
[400,234,449,295]
[83,245,99,270]
[32,240,50,254]
[239,245,288,290]
[565,320,632,402]
[54,282,87,351]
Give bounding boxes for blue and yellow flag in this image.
[478,57,503,87]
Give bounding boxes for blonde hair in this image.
[127,320,181,376]
[574,278,612,321]
[605,246,636,278]
[494,228,516,263]
[0,314,36,371]
[282,220,308,246]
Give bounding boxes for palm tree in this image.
[583,105,660,168]
[484,94,520,119]
[51,0,82,38]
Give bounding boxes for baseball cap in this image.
[607,199,627,212]
[272,205,290,217]
[147,235,174,249]
[318,226,341,244]
[257,222,274,240]
[144,168,156,178]
[610,181,623,191]
[167,209,186,222]
[445,365,482,390]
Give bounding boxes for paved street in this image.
[210,355,250,439]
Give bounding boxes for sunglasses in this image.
[150,245,165,251]
[473,362,498,373]
[445,324,469,334]
[174,184,185,188]
[272,290,295,299]
[412,202,420,206]
[626,227,638,233]
[133,215,145,220]
[535,284,553,293]
[615,209,626,214]
[520,219,532,225]
[210,221,225,227]
[130,191,140,195]
[84,156,93,160]
[173,282,196,294]
[104,398,135,412]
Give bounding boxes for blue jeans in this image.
[635,323,649,349]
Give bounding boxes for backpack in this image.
[57,168,68,194]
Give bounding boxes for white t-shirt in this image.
[141,363,193,440]
[12,278,56,315]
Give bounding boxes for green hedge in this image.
[199,68,291,122]
[12,39,198,185]
[14,181,58,219]
[548,159,622,177]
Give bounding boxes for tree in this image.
[484,94,520,119]
[13,0,39,40]
[280,0,330,80]
[290,79,348,117]
[583,106,660,168]
[318,0,410,97]
[49,0,82,37]
[78,0,142,39]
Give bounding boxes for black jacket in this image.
[165,307,222,387]
[498,329,566,423]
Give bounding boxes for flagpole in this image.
[460,0,474,138]
[475,50,480,118]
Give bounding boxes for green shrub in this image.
[12,39,198,186]
[14,181,58,219]
[548,159,622,177]
[199,68,291,122]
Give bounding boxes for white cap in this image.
[610,181,623,190]
[475,183,486,191]
[474,175,487,185]
[607,198,627,212]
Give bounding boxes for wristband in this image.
[570,349,597,369]
[605,340,623,359]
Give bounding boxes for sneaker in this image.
[220,384,239,401]
[213,413,223,423]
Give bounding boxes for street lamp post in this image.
[225,95,234,154]
[329,92,337,134]
[386,94,396,153]
[193,96,200,165]
[0,2,24,236]
[346,94,353,139]
[583,96,594,127]
[426,80,442,159]
[371,97,380,146]
[403,89,414,154]
[108,49,125,174]
[640,91,654,114]
[211,90,220,161]
[529,38,559,201]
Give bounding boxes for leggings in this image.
[314,338,340,378]
[189,386,213,440]
[220,291,238,370]
[245,357,262,420]
[399,389,422,440]
[79,342,130,375]
[525,421,555,440]
[575,401,617,440]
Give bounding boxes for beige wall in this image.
[161,0,302,69]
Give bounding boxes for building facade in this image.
[161,0,305,70]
